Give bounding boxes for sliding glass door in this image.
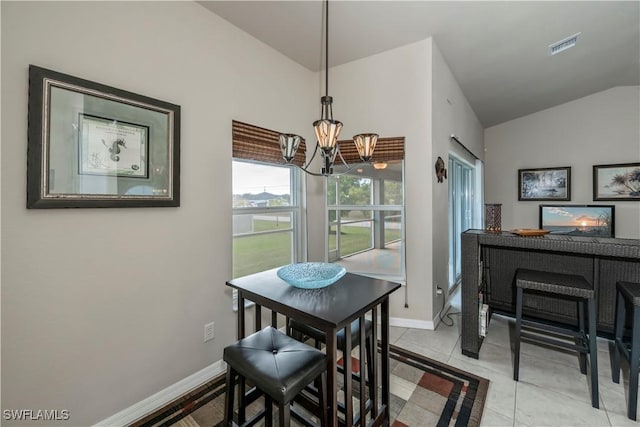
[448,155,475,289]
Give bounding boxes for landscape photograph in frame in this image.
[519,166,571,201]
[593,163,640,201]
[539,204,615,238]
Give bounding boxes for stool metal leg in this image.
[628,306,640,421]
[239,376,246,424]
[319,370,327,427]
[578,300,587,375]
[514,286,523,381]
[588,297,599,409]
[278,402,290,427]
[613,291,625,384]
[224,366,236,427]
[265,396,273,427]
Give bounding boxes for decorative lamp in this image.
[278,0,378,176]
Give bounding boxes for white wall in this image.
[431,42,484,313]
[324,40,433,323]
[485,86,640,239]
[318,38,484,326]
[1,2,315,425]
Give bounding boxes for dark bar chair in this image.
[288,318,375,400]
[612,281,640,420]
[513,269,599,408]
[223,326,328,427]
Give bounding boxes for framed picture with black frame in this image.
[539,204,615,238]
[593,162,640,201]
[518,166,571,201]
[27,65,181,208]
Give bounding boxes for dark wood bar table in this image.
[226,268,401,427]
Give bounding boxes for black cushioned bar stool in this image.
[514,269,599,408]
[288,318,375,400]
[612,281,640,420]
[223,326,328,427]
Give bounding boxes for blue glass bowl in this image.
[277,262,346,289]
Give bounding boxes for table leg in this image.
[343,324,353,426]
[326,328,338,427]
[255,304,262,331]
[381,298,390,424]
[358,315,366,427]
[237,292,247,423]
[237,293,246,339]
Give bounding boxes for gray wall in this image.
[431,42,484,315]
[485,86,640,239]
[328,40,433,323]
[327,38,484,326]
[1,2,315,425]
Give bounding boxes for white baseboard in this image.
[389,316,435,330]
[389,300,452,331]
[93,360,226,427]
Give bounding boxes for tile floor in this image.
[387,306,639,426]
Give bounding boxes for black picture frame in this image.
[518,166,571,201]
[593,162,640,201]
[27,65,180,208]
[539,204,615,238]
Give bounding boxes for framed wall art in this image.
[539,204,615,238]
[518,166,571,201]
[593,163,640,201]
[27,65,181,208]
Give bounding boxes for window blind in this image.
[232,120,307,167]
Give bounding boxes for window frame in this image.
[326,164,406,281]
[232,159,305,308]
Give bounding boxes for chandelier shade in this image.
[279,134,302,163]
[313,119,343,151]
[353,133,378,162]
[336,136,404,164]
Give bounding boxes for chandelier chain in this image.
[277,0,378,176]
[325,0,329,99]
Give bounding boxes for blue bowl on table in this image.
[277,262,346,289]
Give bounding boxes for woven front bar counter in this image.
[461,230,640,359]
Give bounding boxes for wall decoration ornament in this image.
[593,162,640,201]
[27,65,181,208]
[435,156,447,183]
[518,166,571,201]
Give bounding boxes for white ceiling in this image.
[199,1,640,128]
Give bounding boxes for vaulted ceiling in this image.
[200,1,639,127]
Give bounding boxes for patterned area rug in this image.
[132,344,488,427]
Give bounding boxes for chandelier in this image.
[279,0,378,176]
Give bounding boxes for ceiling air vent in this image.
[549,32,581,55]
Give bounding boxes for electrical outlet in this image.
[204,322,215,342]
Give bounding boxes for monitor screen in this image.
[539,204,615,238]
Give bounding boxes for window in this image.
[327,161,405,280]
[232,160,303,279]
